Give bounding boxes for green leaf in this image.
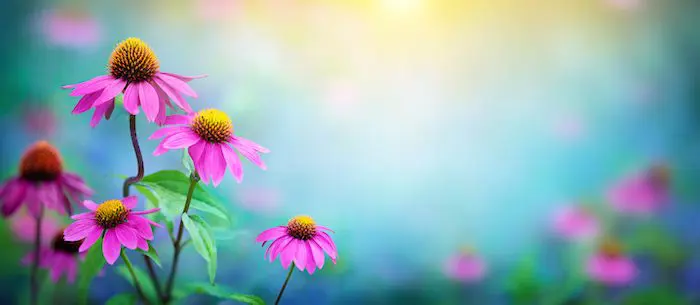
[134,185,165,223]
[621,286,690,305]
[116,260,158,304]
[182,148,195,176]
[77,237,105,305]
[138,170,230,224]
[136,242,162,268]
[105,293,137,305]
[185,283,265,305]
[182,214,218,284]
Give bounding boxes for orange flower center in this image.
[287,215,317,240]
[95,200,129,228]
[600,238,623,258]
[192,109,234,143]
[19,141,63,182]
[108,37,159,83]
[52,230,82,254]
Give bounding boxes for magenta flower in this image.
[444,248,487,283]
[551,205,599,241]
[149,109,269,186]
[23,230,86,283]
[0,141,92,218]
[64,196,160,264]
[585,240,636,286]
[607,165,670,215]
[256,216,337,275]
[63,37,205,127]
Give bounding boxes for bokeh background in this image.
[1,0,700,304]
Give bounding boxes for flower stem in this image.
[163,174,199,303]
[121,114,163,301]
[29,209,43,305]
[121,251,152,305]
[275,263,296,305]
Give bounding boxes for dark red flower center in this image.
[19,141,63,182]
[108,38,159,83]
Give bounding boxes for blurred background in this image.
[1,0,700,304]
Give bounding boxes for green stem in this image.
[163,174,199,303]
[121,251,152,305]
[275,263,296,305]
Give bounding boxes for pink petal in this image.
[63,75,111,90]
[68,75,114,96]
[25,185,42,218]
[92,78,126,106]
[294,240,308,271]
[156,73,198,97]
[64,220,98,241]
[90,101,114,127]
[155,91,167,125]
[256,227,287,242]
[314,233,337,260]
[230,136,267,170]
[316,225,335,233]
[305,242,317,274]
[164,114,194,125]
[153,141,170,156]
[231,136,270,153]
[1,179,27,217]
[130,208,160,216]
[137,238,149,251]
[82,200,99,211]
[127,215,154,240]
[153,76,192,113]
[158,72,207,82]
[102,229,121,265]
[266,236,291,262]
[162,130,201,149]
[104,100,116,120]
[210,144,227,186]
[122,84,140,115]
[72,91,101,114]
[71,212,95,220]
[188,141,206,166]
[79,226,103,252]
[221,144,243,183]
[149,126,192,140]
[138,82,160,122]
[122,196,138,209]
[196,143,213,184]
[61,173,93,196]
[309,239,325,269]
[280,239,298,269]
[115,225,138,250]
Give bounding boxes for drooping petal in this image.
[122,196,138,209]
[138,82,160,122]
[230,136,267,170]
[210,144,227,186]
[82,200,99,211]
[114,225,138,250]
[25,185,42,218]
[266,236,291,261]
[221,144,243,183]
[92,78,126,106]
[231,136,270,153]
[156,73,198,97]
[90,101,114,128]
[316,225,335,233]
[162,129,201,149]
[130,208,160,216]
[280,239,298,269]
[195,143,213,184]
[67,75,114,96]
[63,75,112,90]
[105,101,116,120]
[137,238,149,251]
[305,241,317,274]
[122,84,140,115]
[149,126,192,140]
[256,227,287,243]
[153,76,192,113]
[314,233,337,260]
[72,91,101,114]
[79,226,103,252]
[61,173,93,196]
[126,215,154,240]
[158,72,207,82]
[64,219,98,241]
[188,141,206,166]
[294,240,308,271]
[164,114,194,125]
[102,229,121,264]
[1,179,27,217]
[153,141,169,156]
[309,239,326,269]
[155,90,167,125]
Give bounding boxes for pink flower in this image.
[149,109,269,186]
[256,216,337,275]
[63,196,161,264]
[551,205,599,241]
[39,9,101,48]
[585,239,636,286]
[444,248,487,283]
[9,211,61,244]
[62,37,205,127]
[607,165,670,215]
[23,230,86,283]
[0,141,92,218]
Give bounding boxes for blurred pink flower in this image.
[40,9,101,48]
[63,38,205,127]
[150,109,269,186]
[256,215,337,275]
[23,230,86,283]
[551,205,599,241]
[585,240,636,286]
[64,197,160,264]
[444,248,487,283]
[607,165,670,215]
[10,211,61,244]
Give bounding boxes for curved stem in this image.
[122,114,163,301]
[163,174,199,303]
[275,263,296,305]
[29,209,43,305]
[121,251,152,305]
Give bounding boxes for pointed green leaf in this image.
[77,237,105,305]
[185,283,265,305]
[136,242,162,268]
[105,293,137,305]
[181,214,217,284]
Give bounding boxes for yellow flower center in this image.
[108,37,159,83]
[95,200,129,229]
[287,215,317,240]
[192,109,234,143]
[52,230,82,254]
[600,238,623,258]
[19,141,63,182]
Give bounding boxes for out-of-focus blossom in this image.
[9,211,61,244]
[444,247,487,283]
[551,205,599,241]
[39,9,101,48]
[607,164,670,215]
[0,141,92,218]
[23,230,85,283]
[63,38,205,127]
[23,106,57,136]
[256,215,337,275]
[150,109,269,186]
[585,239,636,286]
[64,196,160,264]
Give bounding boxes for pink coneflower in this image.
[149,109,269,186]
[256,216,337,275]
[63,37,205,127]
[23,230,85,283]
[444,247,487,283]
[607,165,670,215]
[551,205,599,241]
[0,141,92,218]
[585,239,636,286]
[63,196,160,264]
